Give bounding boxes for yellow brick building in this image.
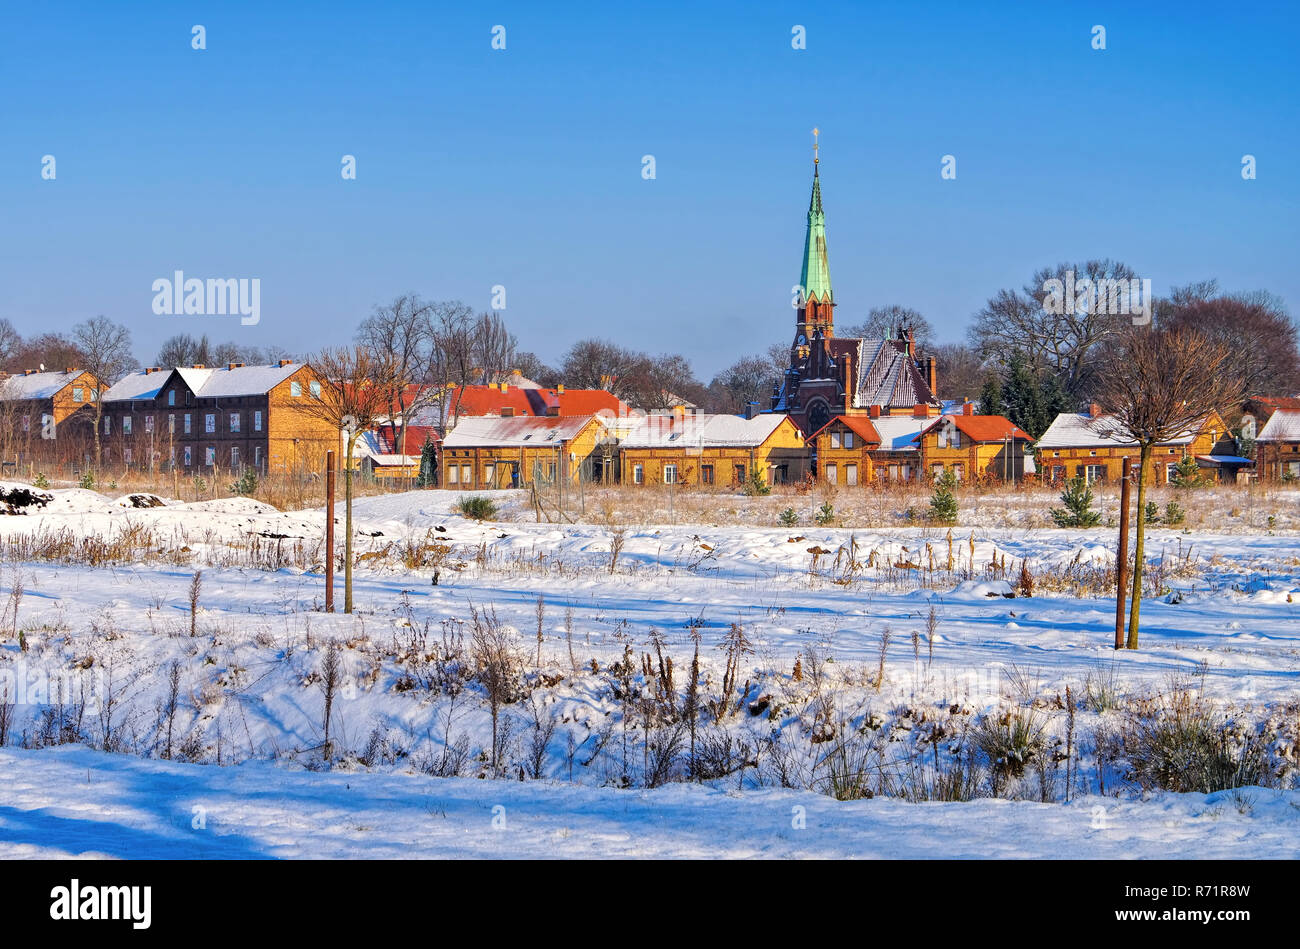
[440,415,607,488]
[616,414,808,487]
[1034,408,1236,484]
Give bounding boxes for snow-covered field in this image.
[1,482,1298,859]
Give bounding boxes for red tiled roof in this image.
[808,415,882,445]
[926,414,1030,442]
[373,424,439,454]
[444,385,627,419]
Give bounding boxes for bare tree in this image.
[356,294,437,461]
[298,346,400,612]
[427,300,478,431]
[0,318,22,370]
[839,304,935,348]
[969,259,1138,397]
[930,341,986,403]
[320,640,342,761]
[710,355,777,414]
[72,316,137,467]
[471,311,518,383]
[1093,326,1243,648]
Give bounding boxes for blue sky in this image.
[2,1,1296,377]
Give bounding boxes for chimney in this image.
[925,355,938,396]
[23,369,35,376]
[278,359,293,368]
[868,404,881,419]
[904,327,915,358]
[556,384,565,394]
[500,406,515,417]
[1089,402,1102,419]
[192,364,206,370]
[65,367,77,374]
[745,401,760,420]
[227,362,244,370]
[913,404,929,418]
[963,402,973,416]
[545,405,561,417]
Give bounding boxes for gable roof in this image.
[1257,409,1300,442]
[618,413,796,450]
[866,416,929,452]
[0,369,90,401]
[101,368,169,403]
[442,414,601,448]
[826,337,938,409]
[1035,412,1212,449]
[422,385,629,421]
[925,413,1031,443]
[808,415,882,445]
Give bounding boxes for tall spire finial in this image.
[812,127,820,169]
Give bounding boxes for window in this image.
[447,464,459,485]
[168,415,175,434]
[932,464,945,478]
[633,463,644,485]
[461,464,471,485]
[1088,450,1097,457]
[825,463,838,484]
[231,447,240,467]
[230,412,240,433]
[183,446,192,466]
[663,464,678,485]
[290,381,302,397]
[843,432,854,450]
[1166,463,1178,483]
[310,381,321,399]
[734,464,746,484]
[1051,465,1065,482]
[845,463,858,486]
[952,464,964,481]
[830,432,841,449]
[184,414,192,434]
[73,387,83,402]
[167,390,175,407]
[1084,464,1105,483]
[701,464,714,485]
[145,415,154,433]
[205,414,216,434]
[104,417,112,435]
[254,446,262,468]
[123,448,132,464]
[484,463,495,485]
[254,410,263,432]
[205,447,215,466]
[21,415,29,432]
[122,416,132,435]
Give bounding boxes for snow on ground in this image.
[3,745,1296,859]
[0,483,1299,858]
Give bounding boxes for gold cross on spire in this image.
[812,127,819,163]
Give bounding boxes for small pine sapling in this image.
[1050,475,1102,527]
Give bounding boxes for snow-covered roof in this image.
[188,363,303,399]
[443,414,600,448]
[1257,409,1300,442]
[1035,412,1203,449]
[101,369,168,403]
[869,416,929,452]
[618,414,792,449]
[0,369,86,401]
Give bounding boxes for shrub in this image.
[78,472,96,490]
[32,473,50,489]
[1163,501,1186,525]
[1119,691,1270,793]
[779,507,799,527]
[814,501,835,526]
[743,467,771,496]
[1144,501,1160,525]
[975,706,1046,793]
[1050,475,1101,527]
[456,495,498,521]
[928,468,958,524]
[228,469,258,497]
[1169,455,1204,489]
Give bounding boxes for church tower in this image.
[795,129,834,346]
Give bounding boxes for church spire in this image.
[799,128,833,310]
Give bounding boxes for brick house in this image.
[0,368,100,465]
[616,414,808,488]
[918,406,1031,482]
[1034,406,1243,484]
[440,415,608,489]
[104,361,335,474]
[1255,409,1300,481]
[810,409,933,484]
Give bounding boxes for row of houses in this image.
[4,363,1299,486]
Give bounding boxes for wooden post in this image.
[325,449,335,613]
[1114,456,1131,649]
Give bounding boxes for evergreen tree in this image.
[978,374,1004,416]
[1170,454,1203,489]
[1050,475,1102,527]
[929,468,958,524]
[416,436,437,487]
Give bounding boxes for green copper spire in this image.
[799,153,833,306]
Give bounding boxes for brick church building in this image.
[770,150,941,435]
